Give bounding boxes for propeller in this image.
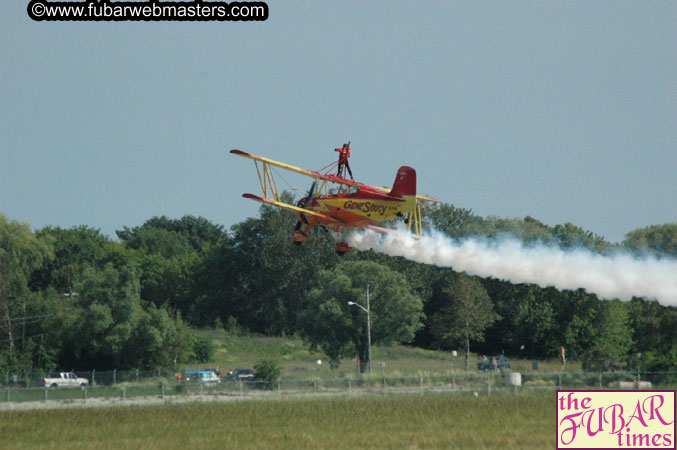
[298,181,316,209]
[294,181,316,231]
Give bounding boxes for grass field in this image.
[197,330,579,378]
[0,391,554,449]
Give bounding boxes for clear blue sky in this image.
[2,1,675,243]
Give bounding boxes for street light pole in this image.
[347,284,372,374]
[366,284,371,374]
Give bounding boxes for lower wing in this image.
[242,194,340,224]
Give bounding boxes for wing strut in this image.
[406,201,424,237]
[253,160,280,202]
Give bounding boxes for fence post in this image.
[239,380,243,397]
[277,381,281,396]
[84,387,88,402]
[136,369,139,382]
[487,374,491,396]
[161,384,165,399]
[599,372,602,388]
[44,387,48,402]
[420,376,423,396]
[6,387,10,403]
[200,382,203,396]
[558,374,562,389]
[348,379,352,396]
[113,369,116,385]
[122,385,126,400]
[314,379,318,393]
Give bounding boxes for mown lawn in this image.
[0,391,554,449]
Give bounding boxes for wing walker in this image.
[231,143,439,255]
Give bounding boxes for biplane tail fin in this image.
[389,166,417,198]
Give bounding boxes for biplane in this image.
[231,147,439,255]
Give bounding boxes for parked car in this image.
[185,370,220,384]
[44,372,89,388]
[227,368,255,382]
[477,356,511,371]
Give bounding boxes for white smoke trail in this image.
[346,228,677,306]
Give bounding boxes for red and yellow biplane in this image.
[231,146,439,255]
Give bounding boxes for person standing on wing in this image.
[335,142,353,180]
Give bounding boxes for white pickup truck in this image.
[44,372,89,388]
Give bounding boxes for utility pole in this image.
[366,284,371,374]
[347,284,372,374]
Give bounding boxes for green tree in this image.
[0,215,53,356]
[116,215,230,327]
[299,261,424,371]
[623,223,677,257]
[117,215,227,255]
[627,298,677,371]
[125,305,193,369]
[428,272,499,370]
[481,281,558,358]
[31,226,111,293]
[559,291,599,360]
[426,203,476,238]
[60,262,141,369]
[228,193,339,334]
[552,223,612,253]
[118,226,194,259]
[582,300,633,369]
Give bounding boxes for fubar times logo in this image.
[556,390,675,449]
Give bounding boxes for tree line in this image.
[1,204,675,373]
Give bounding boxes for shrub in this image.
[191,335,216,363]
[253,359,281,389]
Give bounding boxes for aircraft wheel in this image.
[293,241,303,246]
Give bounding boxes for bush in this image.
[225,316,246,336]
[191,335,216,363]
[253,359,281,389]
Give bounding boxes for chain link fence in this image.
[1,369,675,405]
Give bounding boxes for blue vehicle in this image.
[185,369,220,384]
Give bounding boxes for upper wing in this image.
[231,149,440,203]
[232,149,365,189]
[242,193,339,224]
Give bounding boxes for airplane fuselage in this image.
[300,190,416,231]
